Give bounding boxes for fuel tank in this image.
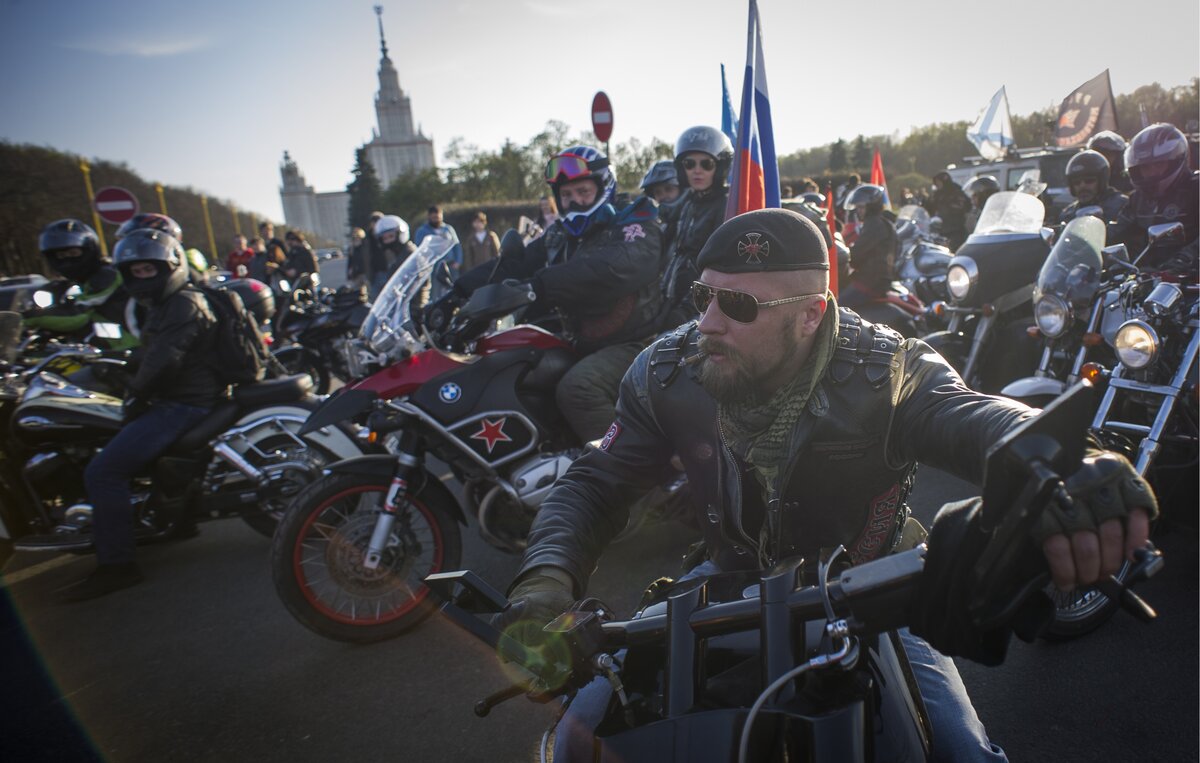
[12,377,123,445]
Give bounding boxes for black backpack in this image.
[197,284,269,386]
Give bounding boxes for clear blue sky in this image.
[1,0,1196,221]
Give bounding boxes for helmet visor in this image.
[1128,160,1175,186]
[545,154,607,184]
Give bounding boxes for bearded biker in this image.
[494,209,1155,762]
[435,146,663,442]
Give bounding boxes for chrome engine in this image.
[476,450,577,552]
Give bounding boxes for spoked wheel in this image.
[271,474,462,643]
[238,433,342,538]
[1042,560,1130,641]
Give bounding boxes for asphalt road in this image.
[1,468,1196,762]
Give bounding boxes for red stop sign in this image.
[93,186,140,225]
[591,91,613,144]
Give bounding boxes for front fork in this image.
[363,430,421,571]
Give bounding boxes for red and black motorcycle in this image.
[270,236,684,643]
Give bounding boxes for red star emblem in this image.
[470,417,512,454]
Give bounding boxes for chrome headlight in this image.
[1034,295,1071,338]
[1113,320,1159,369]
[946,258,978,302]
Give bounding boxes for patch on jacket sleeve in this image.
[623,223,646,242]
[599,422,622,451]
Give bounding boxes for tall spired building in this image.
[363,4,435,189]
[279,5,434,244]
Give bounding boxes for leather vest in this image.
[646,308,915,570]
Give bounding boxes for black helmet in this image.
[963,175,1001,208]
[673,126,733,191]
[544,145,616,237]
[801,192,826,207]
[1125,123,1190,198]
[1087,130,1127,156]
[1065,150,1111,194]
[115,213,183,242]
[843,184,887,218]
[220,277,275,325]
[38,219,105,282]
[640,159,678,191]
[112,229,188,305]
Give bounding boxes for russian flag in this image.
[725,0,780,220]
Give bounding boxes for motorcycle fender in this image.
[323,455,467,525]
[1000,376,1066,400]
[231,404,364,461]
[298,388,377,436]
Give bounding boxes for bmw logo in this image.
[438,382,462,403]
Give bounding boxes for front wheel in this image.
[273,345,331,395]
[271,473,462,643]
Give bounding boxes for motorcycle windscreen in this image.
[361,233,457,360]
[1033,216,1105,308]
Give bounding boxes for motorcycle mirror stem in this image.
[1131,222,1185,267]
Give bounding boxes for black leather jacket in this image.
[455,200,664,353]
[1115,171,1199,263]
[1059,187,1130,245]
[659,187,729,326]
[129,283,220,407]
[847,213,897,292]
[517,309,1034,595]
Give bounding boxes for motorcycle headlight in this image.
[1034,295,1071,338]
[946,258,977,302]
[1113,320,1159,369]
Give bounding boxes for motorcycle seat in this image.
[168,401,242,454]
[232,374,313,408]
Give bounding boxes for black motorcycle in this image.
[271,276,370,394]
[0,313,367,567]
[426,383,1162,762]
[923,191,1050,392]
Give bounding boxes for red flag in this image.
[870,148,890,207]
[825,184,839,297]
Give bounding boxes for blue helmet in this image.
[545,145,616,237]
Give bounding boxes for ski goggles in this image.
[545,154,608,184]
[692,282,826,324]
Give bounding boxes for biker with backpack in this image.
[56,229,223,602]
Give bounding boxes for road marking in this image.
[0,554,80,587]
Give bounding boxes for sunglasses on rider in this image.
[545,154,609,184]
[692,282,826,324]
[682,157,716,172]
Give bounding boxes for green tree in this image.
[611,136,673,192]
[346,147,383,233]
[829,139,848,172]
[850,135,871,170]
[381,168,451,224]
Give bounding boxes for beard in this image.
[696,316,801,404]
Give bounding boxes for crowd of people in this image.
[17,115,1193,760]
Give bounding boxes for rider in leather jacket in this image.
[448,146,664,441]
[1115,123,1199,271]
[658,126,733,328]
[56,229,220,603]
[497,209,1155,762]
[840,184,896,308]
[1058,151,1129,244]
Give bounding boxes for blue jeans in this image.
[554,560,1006,762]
[84,401,212,565]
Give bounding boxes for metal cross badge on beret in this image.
[737,232,769,264]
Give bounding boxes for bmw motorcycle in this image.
[923,191,1050,393]
[271,277,371,394]
[270,235,687,643]
[426,384,1162,763]
[0,315,366,567]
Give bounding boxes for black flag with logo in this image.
[1054,69,1119,147]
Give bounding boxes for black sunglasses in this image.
[692,282,826,324]
[682,157,715,171]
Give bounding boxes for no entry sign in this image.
[93,186,139,225]
[591,91,613,144]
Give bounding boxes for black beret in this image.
[696,208,830,274]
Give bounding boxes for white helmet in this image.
[373,214,410,245]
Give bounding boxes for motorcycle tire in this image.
[238,432,346,538]
[273,346,331,396]
[1041,561,1130,641]
[271,473,462,643]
